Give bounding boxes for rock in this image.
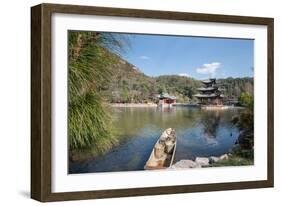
[219,154,229,160]
[209,156,220,164]
[159,131,168,141]
[159,128,176,154]
[171,160,201,169]
[195,157,210,166]
[160,128,175,140]
[166,128,173,135]
[154,142,165,158]
[164,140,175,154]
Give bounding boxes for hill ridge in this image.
[101,52,253,103]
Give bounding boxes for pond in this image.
[69,106,241,173]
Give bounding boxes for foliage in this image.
[155,75,202,103]
[205,155,253,167]
[232,110,254,159]
[100,59,157,103]
[232,92,254,160]
[69,94,115,151]
[218,77,254,100]
[238,92,254,110]
[68,31,127,153]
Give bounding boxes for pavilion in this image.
[194,79,224,105]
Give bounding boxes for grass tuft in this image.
[68,31,127,156]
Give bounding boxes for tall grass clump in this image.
[68,31,128,156]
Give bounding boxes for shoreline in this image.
[170,153,253,170]
[110,103,158,107]
[109,103,198,108]
[109,103,244,110]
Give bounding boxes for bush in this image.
[238,92,254,110]
[233,93,254,160]
[206,155,253,167]
[68,31,127,153]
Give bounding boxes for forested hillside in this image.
[100,54,254,104]
[218,77,254,99]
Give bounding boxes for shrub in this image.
[68,31,127,153]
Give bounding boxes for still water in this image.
[69,106,241,173]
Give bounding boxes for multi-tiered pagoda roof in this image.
[194,79,224,105]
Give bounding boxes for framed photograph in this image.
[31,3,274,202]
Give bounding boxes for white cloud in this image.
[139,55,150,60]
[178,73,190,77]
[196,62,221,76]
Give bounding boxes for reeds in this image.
[68,31,126,154]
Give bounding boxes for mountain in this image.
[100,58,157,103]
[100,54,254,103]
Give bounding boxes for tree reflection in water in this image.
[200,111,221,145]
[201,111,221,138]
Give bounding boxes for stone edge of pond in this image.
[170,153,231,169]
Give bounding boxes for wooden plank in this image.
[31,4,43,201]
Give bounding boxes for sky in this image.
[114,33,254,79]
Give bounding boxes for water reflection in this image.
[201,111,221,139]
[69,107,240,173]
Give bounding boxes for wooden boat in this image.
[144,128,177,170]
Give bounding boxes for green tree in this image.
[184,86,194,99]
[238,92,254,110]
[121,86,130,103]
